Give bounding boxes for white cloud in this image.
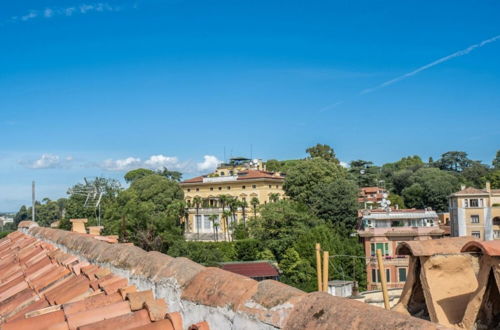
[22,153,75,169]
[197,155,221,172]
[11,3,119,23]
[101,157,141,171]
[144,155,180,170]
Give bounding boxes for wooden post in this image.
[376,249,390,310]
[322,250,329,292]
[315,243,322,291]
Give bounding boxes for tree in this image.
[14,205,29,225]
[309,178,359,231]
[238,199,248,227]
[269,193,280,203]
[208,214,219,241]
[306,143,339,163]
[388,194,405,209]
[283,158,346,206]
[349,160,381,187]
[493,150,500,170]
[487,170,500,189]
[462,161,490,188]
[402,168,460,212]
[436,151,473,172]
[192,196,202,239]
[157,167,183,182]
[124,169,155,183]
[250,197,260,218]
[222,210,233,241]
[279,248,315,291]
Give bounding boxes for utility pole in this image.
[32,181,36,222]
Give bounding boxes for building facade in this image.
[358,187,388,208]
[358,209,443,290]
[180,158,285,241]
[449,182,500,240]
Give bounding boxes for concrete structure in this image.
[1,221,444,330]
[358,187,388,208]
[358,209,443,290]
[352,288,403,308]
[180,158,285,241]
[327,280,353,298]
[449,182,500,240]
[393,237,478,328]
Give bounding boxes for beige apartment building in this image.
[449,182,500,240]
[180,158,285,241]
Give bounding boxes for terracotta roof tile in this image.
[78,309,151,330]
[396,236,476,256]
[66,300,132,329]
[188,321,210,330]
[1,309,66,330]
[130,319,176,330]
[127,290,155,311]
[63,292,122,315]
[461,240,500,256]
[144,299,168,321]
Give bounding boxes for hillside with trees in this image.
[12,146,500,292]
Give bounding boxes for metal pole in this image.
[376,249,390,310]
[315,243,322,291]
[322,251,329,292]
[32,181,36,222]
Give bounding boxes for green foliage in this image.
[306,143,339,163]
[0,231,12,239]
[124,168,155,183]
[388,194,405,209]
[462,162,490,188]
[157,167,183,182]
[14,205,29,225]
[279,248,315,291]
[402,168,460,212]
[234,239,263,261]
[487,170,500,189]
[309,178,359,231]
[167,241,236,266]
[256,248,276,261]
[493,151,500,170]
[265,159,301,174]
[436,151,473,172]
[283,158,346,206]
[349,160,381,187]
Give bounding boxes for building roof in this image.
[0,221,444,329]
[461,240,500,256]
[450,187,490,196]
[360,187,385,194]
[362,209,438,220]
[181,170,284,185]
[220,261,279,278]
[396,236,475,257]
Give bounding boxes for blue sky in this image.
[1,0,499,211]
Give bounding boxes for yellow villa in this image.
[449,182,500,240]
[180,158,285,241]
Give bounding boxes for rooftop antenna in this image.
[68,177,104,226]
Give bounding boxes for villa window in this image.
[203,215,212,230]
[371,268,391,283]
[269,185,272,188]
[195,215,202,231]
[252,185,257,189]
[242,185,246,189]
[210,187,214,191]
[398,268,407,282]
[218,187,222,190]
[276,185,279,188]
[370,243,389,256]
[471,215,480,224]
[187,189,191,192]
[220,171,225,176]
[472,231,481,239]
[227,186,231,190]
[470,199,479,207]
[196,188,199,192]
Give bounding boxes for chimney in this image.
[486,181,491,192]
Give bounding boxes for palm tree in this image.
[222,210,233,242]
[239,199,248,227]
[250,197,260,218]
[208,214,219,241]
[269,193,280,203]
[192,196,202,240]
[228,197,238,225]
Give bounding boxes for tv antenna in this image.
[68,177,104,226]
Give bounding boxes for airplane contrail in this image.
[361,34,500,94]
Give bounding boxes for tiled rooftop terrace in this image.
[0,221,445,329]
